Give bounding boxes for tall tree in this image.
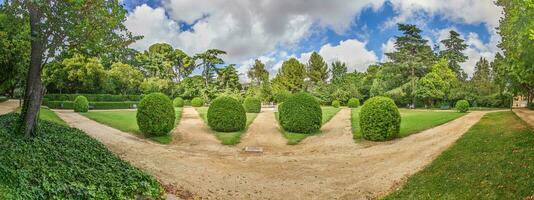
[307,52,329,86]
[440,30,468,80]
[471,57,494,95]
[108,62,143,94]
[217,64,241,91]
[247,59,269,86]
[135,43,174,79]
[173,49,194,81]
[331,60,347,84]
[272,58,306,93]
[194,49,226,88]
[415,59,457,106]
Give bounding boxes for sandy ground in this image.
[55,108,492,200]
[513,108,534,128]
[0,100,19,115]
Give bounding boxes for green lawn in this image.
[383,111,534,199]
[276,106,341,145]
[39,107,67,125]
[81,108,183,144]
[195,107,258,145]
[352,108,465,140]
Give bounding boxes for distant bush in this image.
[274,90,291,103]
[207,96,246,132]
[528,102,534,110]
[455,100,470,113]
[45,101,138,109]
[137,93,175,137]
[44,94,143,102]
[347,98,360,108]
[191,97,204,107]
[0,96,8,103]
[243,97,261,113]
[359,96,400,141]
[278,92,322,134]
[173,97,184,107]
[331,100,341,108]
[73,96,89,113]
[184,99,191,106]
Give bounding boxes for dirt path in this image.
[238,109,288,149]
[0,100,19,115]
[170,107,221,150]
[56,109,491,199]
[300,108,353,149]
[513,108,534,128]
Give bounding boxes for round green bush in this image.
[243,97,261,113]
[173,97,184,107]
[455,100,470,113]
[331,100,341,108]
[73,96,89,113]
[207,96,246,132]
[136,93,175,137]
[191,97,204,107]
[278,92,322,134]
[348,98,360,108]
[359,96,401,141]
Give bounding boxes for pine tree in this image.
[307,52,329,85]
[331,60,347,84]
[247,59,269,86]
[272,58,306,92]
[440,30,468,80]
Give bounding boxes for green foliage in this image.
[140,77,172,95]
[331,100,340,108]
[273,89,291,103]
[44,94,143,102]
[194,49,227,88]
[0,96,7,103]
[307,52,329,85]
[191,97,204,107]
[331,61,347,84]
[359,96,401,141]
[207,96,246,132]
[108,62,143,94]
[528,102,534,110]
[272,58,306,92]
[348,98,360,108]
[173,97,184,107]
[278,92,322,134]
[73,96,89,113]
[216,64,241,91]
[136,93,175,137]
[439,30,468,80]
[247,59,269,86]
[0,114,163,199]
[243,97,261,113]
[455,100,470,113]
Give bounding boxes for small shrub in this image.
[359,96,400,141]
[528,102,534,110]
[347,98,360,108]
[274,90,291,103]
[137,93,175,137]
[73,96,89,113]
[207,96,246,132]
[243,97,261,113]
[173,97,184,107]
[331,100,341,108]
[278,92,322,134]
[455,100,470,113]
[191,97,204,107]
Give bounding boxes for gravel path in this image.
[0,100,19,115]
[238,109,288,149]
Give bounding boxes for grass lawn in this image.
[352,108,466,140]
[276,106,341,145]
[383,111,534,199]
[195,107,258,145]
[39,107,67,125]
[81,108,183,144]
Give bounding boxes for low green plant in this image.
[173,97,184,107]
[136,93,175,137]
[331,100,341,108]
[455,100,470,113]
[359,96,401,141]
[0,96,7,103]
[207,96,246,132]
[73,96,89,112]
[278,92,322,134]
[347,98,360,108]
[243,97,261,113]
[191,97,204,107]
[528,102,534,110]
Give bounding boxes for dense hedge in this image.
[73,96,89,113]
[44,94,143,102]
[455,100,470,113]
[528,102,534,110]
[274,91,291,103]
[359,96,401,141]
[0,114,163,199]
[207,96,246,132]
[45,101,138,110]
[0,96,8,103]
[331,100,341,108]
[348,98,360,108]
[137,93,175,137]
[173,97,184,107]
[278,92,322,134]
[243,97,261,113]
[191,97,204,107]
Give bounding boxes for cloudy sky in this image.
[121,0,503,82]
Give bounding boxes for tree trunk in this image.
[19,3,44,137]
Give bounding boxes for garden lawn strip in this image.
[39,107,67,125]
[195,107,258,145]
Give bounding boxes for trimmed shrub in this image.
[136,93,175,137]
[243,97,261,113]
[359,96,401,141]
[274,90,291,103]
[331,100,341,108]
[0,96,8,103]
[207,96,246,132]
[73,96,89,113]
[191,97,204,107]
[348,98,360,108]
[173,97,184,107]
[278,92,322,134]
[455,100,470,113]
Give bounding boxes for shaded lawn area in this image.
[81,108,183,144]
[383,111,534,199]
[195,107,258,145]
[14,107,67,126]
[276,106,341,145]
[352,108,466,140]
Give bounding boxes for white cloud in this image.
[124,5,182,50]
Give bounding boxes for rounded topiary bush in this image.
[173,97,184,107]
[243,97,261,113]
[455,100,470,113]
[278,92,322,134]
[348,98,360,108]
[207,96,246,132]
[331,100,341,108]
[191,97,204,107]
[73,95,89,113]
[359,96,400,141]
[136,93,175,137]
